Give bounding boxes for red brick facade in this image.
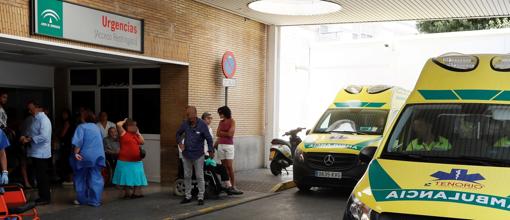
[0,0,267,184]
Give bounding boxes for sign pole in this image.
[225,87,228,106]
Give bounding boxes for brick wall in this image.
[160,64,189,184]
[0,0,267,184]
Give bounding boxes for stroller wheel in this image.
[205,182,219,200]
[174,179,186,196]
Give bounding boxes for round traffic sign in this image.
[222,51,237,79]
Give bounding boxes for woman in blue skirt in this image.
[112,118,147,198]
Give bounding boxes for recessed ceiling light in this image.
[248,0,341,16]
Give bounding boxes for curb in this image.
[163,193,278,220]
[270,180,296,193]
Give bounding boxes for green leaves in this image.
[417,17,510,33]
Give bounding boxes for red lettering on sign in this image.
[101,16,138,34]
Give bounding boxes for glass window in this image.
[313,109,388,135]
[100,68,129,87]
[383,104,510,166]
[70,69,97,85]
[100,89,129,123]
[133,89,160,134]
[132,68,160,85]
[71,91,95,115]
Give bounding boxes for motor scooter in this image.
[269,127,305,176]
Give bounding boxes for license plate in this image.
[315,171,342,179]
[269,151,276,160]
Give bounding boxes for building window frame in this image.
[68,66,160,138]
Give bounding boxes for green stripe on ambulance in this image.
[375,189,510,212]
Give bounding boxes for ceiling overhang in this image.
[0,33,188,67]
[196,0,510,26]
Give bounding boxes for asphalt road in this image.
[189,187,351,220]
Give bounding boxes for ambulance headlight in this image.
[345,85,363,94]
[491,55,510,71]
[346,195,378,220]
[433,53,478,71]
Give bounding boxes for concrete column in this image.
[160,64,189,185]
[264,25,280,168]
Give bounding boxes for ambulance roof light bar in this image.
[433,53,479,72]
[344,85,363,94]
[491,55,510,72]
[367,85,393,94]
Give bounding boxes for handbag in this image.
[139,146,146,160]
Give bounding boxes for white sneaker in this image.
[63,181,74,186]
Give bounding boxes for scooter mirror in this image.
[359,146,377,163]
[306,129,311,135]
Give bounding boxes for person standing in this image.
[70,109,106,207]
[176,106,214,205]
[0,90,7,129]
[0,129,10,185]
[96,112,115,138]
[20,101,52,205]
[112,119,147,199]
[57,109,75,185]
[19,113,34,188]
[0,90,9,185]
[201,112,242,195]
[216,106,238,190]
[103,127,120,168]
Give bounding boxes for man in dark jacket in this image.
[176,106,214,206]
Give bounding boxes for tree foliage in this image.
[417,17,510,33]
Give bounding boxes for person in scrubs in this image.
[70,109,106,207]
[0,129,9,184]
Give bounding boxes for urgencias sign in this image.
[32,0,144,52]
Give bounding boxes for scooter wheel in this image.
[270,160,282,176]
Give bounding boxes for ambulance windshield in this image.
[383,104,510,166]
[314,109,388,135]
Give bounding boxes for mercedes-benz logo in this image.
[323,154,335,166]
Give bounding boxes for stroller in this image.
[174,157,223,199]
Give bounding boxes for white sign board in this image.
[222,78,237,87]
[32,0,143,52]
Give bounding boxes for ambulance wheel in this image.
[270,160,282,176]
[296,182,311,192]
[174,179,186,197]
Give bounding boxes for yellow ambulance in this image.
[293,85,409,191]
[344,53,510,220]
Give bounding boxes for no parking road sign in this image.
[222,51,237,79]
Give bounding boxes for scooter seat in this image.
[271,139,290,146]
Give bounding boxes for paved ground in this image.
[189,188,351,220]
[36,168,294,220]
[41,190,268,220]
